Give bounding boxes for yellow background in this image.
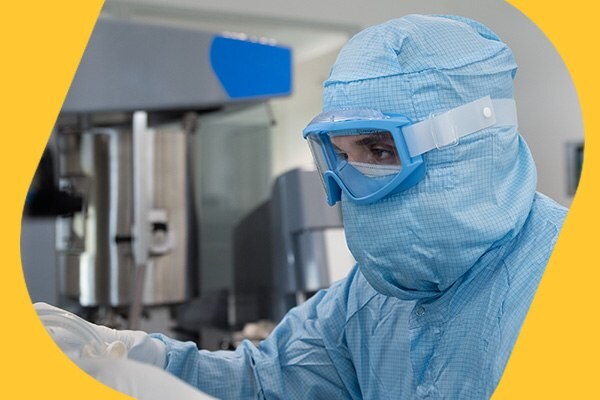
[0,0,596,398]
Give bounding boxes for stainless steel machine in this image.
[232,168,355,327]
[55,114,192,309]
[22,16,291,329]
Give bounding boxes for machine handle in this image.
[132,111,154,266]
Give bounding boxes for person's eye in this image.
[370,145,394,162]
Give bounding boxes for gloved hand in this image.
[34,302,166,368]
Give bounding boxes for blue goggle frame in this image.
[303,114,426,205]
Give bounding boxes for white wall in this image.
[269,49,342,176]
[107,0,583,206]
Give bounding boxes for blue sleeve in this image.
[151,280,356,399]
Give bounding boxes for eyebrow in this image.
[331,132,392,153]
[350,134,393,147]
[355,136,384,146]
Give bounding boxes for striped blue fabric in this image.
[152,15,567,399]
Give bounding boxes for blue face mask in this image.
[303,96,518,206]
[341,128,537,299]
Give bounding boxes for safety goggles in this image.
[303,96,518,205]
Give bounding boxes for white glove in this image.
[34,302,166,368]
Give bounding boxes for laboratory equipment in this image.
[232,168,355,325]
[22,16,292,328]
[566,141,584,196]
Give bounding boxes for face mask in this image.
[349,161,402,177]
[341,127,537,300]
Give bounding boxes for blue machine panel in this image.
[210,36,292,99]
[62,18,292,113]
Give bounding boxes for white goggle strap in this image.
[402,96,518,157]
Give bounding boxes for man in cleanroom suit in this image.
[37,14,567,399]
